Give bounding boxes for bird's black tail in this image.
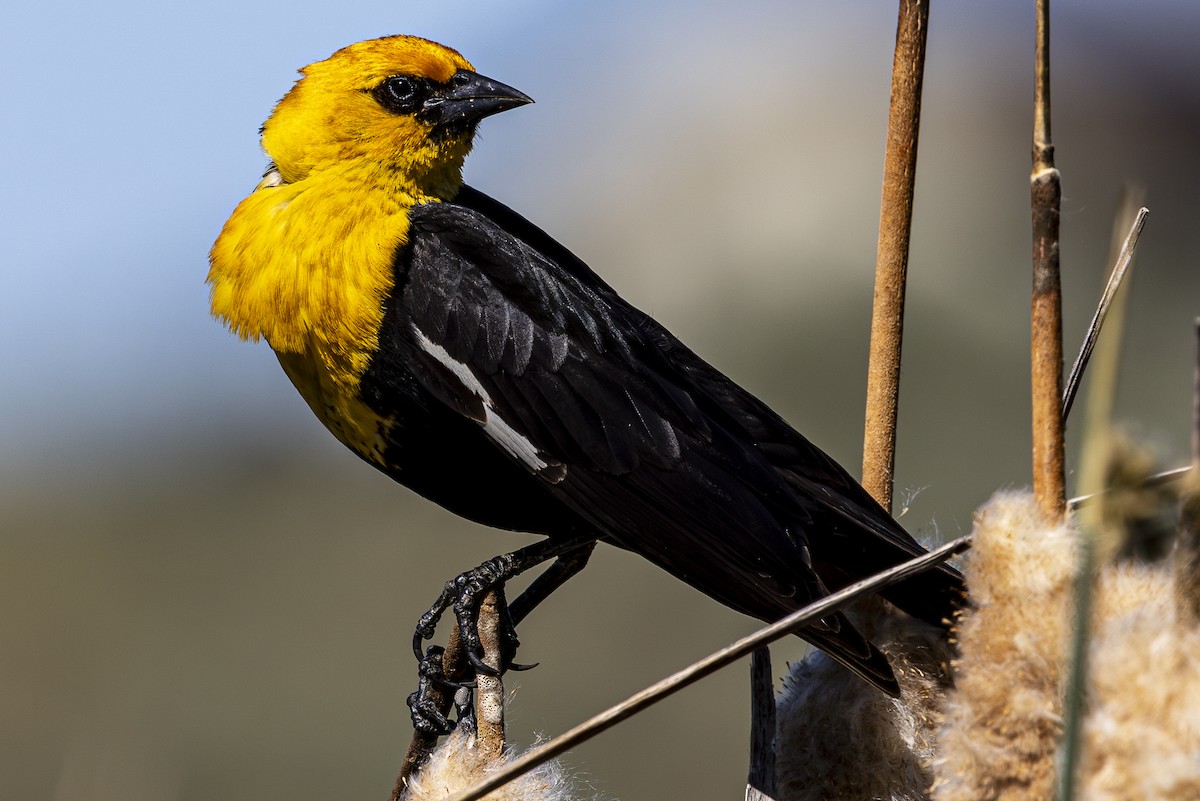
[878,560,965,630]
[801,610,901,697]
[786,470,967,632]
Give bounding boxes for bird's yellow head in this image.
[260,35,531,197]
[208,35,531,427]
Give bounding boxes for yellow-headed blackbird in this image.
[208,35,962,700]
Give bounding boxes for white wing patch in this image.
[413,326,564,481]
[414,327,493,403]
[481,411,551,474]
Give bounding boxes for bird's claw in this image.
[412,630,429,662]
[407,645,457,736]
[411,554,532,676]
[412,583,457,660]
[407,690,454,736]
[468,650,501,677]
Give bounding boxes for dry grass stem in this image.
[1062,203,1149,422]
[1068,465,1192,510]
[862,0,930,512]
[1074,200,1136,559]
[1058,189,1140,799]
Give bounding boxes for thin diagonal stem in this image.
[1067,465,1191,510]
[1062,207,1149,421]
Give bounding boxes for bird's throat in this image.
[207,164,418,462]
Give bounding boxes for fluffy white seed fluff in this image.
[399,728,578,801]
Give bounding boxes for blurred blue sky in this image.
[0,1,855,460]
[4,0,876,459]
[1,0,577,460]
[3,0,1200,489]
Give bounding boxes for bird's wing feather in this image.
[393,195,923,693]
[396,193,960,635]
[396,199,826,615]
[400,203,701,475]
[446,186,964,625]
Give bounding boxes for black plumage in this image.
[359,184,963,694]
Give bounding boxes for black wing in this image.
[451,186,964,626]
[399,198,815,578]
[385,188,958,693]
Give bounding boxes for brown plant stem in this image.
[473,589,508,760]
[862,0,930,512]
[1030,0,1066,522]
[393,626,469,800]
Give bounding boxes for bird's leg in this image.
[492,540,597,671]
[412,537,597,677]
[403,539,596,740]
[508,540,596,625]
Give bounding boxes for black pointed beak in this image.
[420,70,533,129]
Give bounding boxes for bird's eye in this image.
[374,75,424,115]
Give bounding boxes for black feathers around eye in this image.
[373,75,427,115]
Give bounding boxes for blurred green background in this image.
[4,2,1199,800]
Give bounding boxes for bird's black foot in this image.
[406,538,597,736]
[406,644,480,736]
[406,645,454,736]
[412,555,524,677]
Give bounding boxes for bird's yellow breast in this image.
[207,163,422,461]
[208,33,479,462]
